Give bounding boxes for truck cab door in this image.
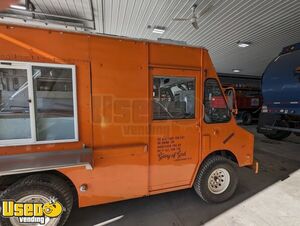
[149,68,201,191]
[200,78,253,165]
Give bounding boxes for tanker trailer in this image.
[258,43,300,140]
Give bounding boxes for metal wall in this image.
[0,0,300,76]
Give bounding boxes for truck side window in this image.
[204,79,231,123]
[33,66,76,141]
[0,63,77,145]
[0,68,31,140]
[153,76,195,120]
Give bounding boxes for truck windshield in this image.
[204,79,231,123]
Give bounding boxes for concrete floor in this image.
[66,125,300,226]
[207,169,300,226]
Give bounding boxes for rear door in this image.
[149,68,201,191]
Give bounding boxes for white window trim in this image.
[0,60,79,147]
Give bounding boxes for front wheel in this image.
[194,156,238,203]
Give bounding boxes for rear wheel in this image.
[194,156,238,203]
[263,120,291,140]
[264,131,291,140]
[0,174,73,226]
[242,112,252,125]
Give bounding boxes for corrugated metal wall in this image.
[1,0,300,76]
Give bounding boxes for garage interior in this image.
[0,0,299,226]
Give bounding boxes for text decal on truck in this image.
[1,198,63,225]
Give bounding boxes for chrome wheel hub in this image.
[208,168,230,194]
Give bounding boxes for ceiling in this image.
[0,0,300,76]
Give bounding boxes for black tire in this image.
[0,174,73,226]
[263,120,291,140]
[194,156,238,203]
[242,112,252,125]
[264,131,291,140]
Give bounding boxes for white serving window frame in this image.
[0,60,79,147]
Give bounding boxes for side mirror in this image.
[224,87,238,115]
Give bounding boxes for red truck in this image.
[219,74,262,125]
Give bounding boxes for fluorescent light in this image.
[153,26,166,34]
[232,69,241,73]
[237,41,251,48]
[10,4,26,10]
[153,28,165,34]
[238,43,250,48]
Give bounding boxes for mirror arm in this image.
[224,87,238,115]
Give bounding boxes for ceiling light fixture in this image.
[152,26,166,34]
[232,69,241,73]
[10,4,26,10]
[237,41,251,48]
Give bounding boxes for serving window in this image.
[0,61,78,146]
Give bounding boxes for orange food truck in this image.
[0,24,256,225]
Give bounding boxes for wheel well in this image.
[0,170,78,207]
[203,150,238,165]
